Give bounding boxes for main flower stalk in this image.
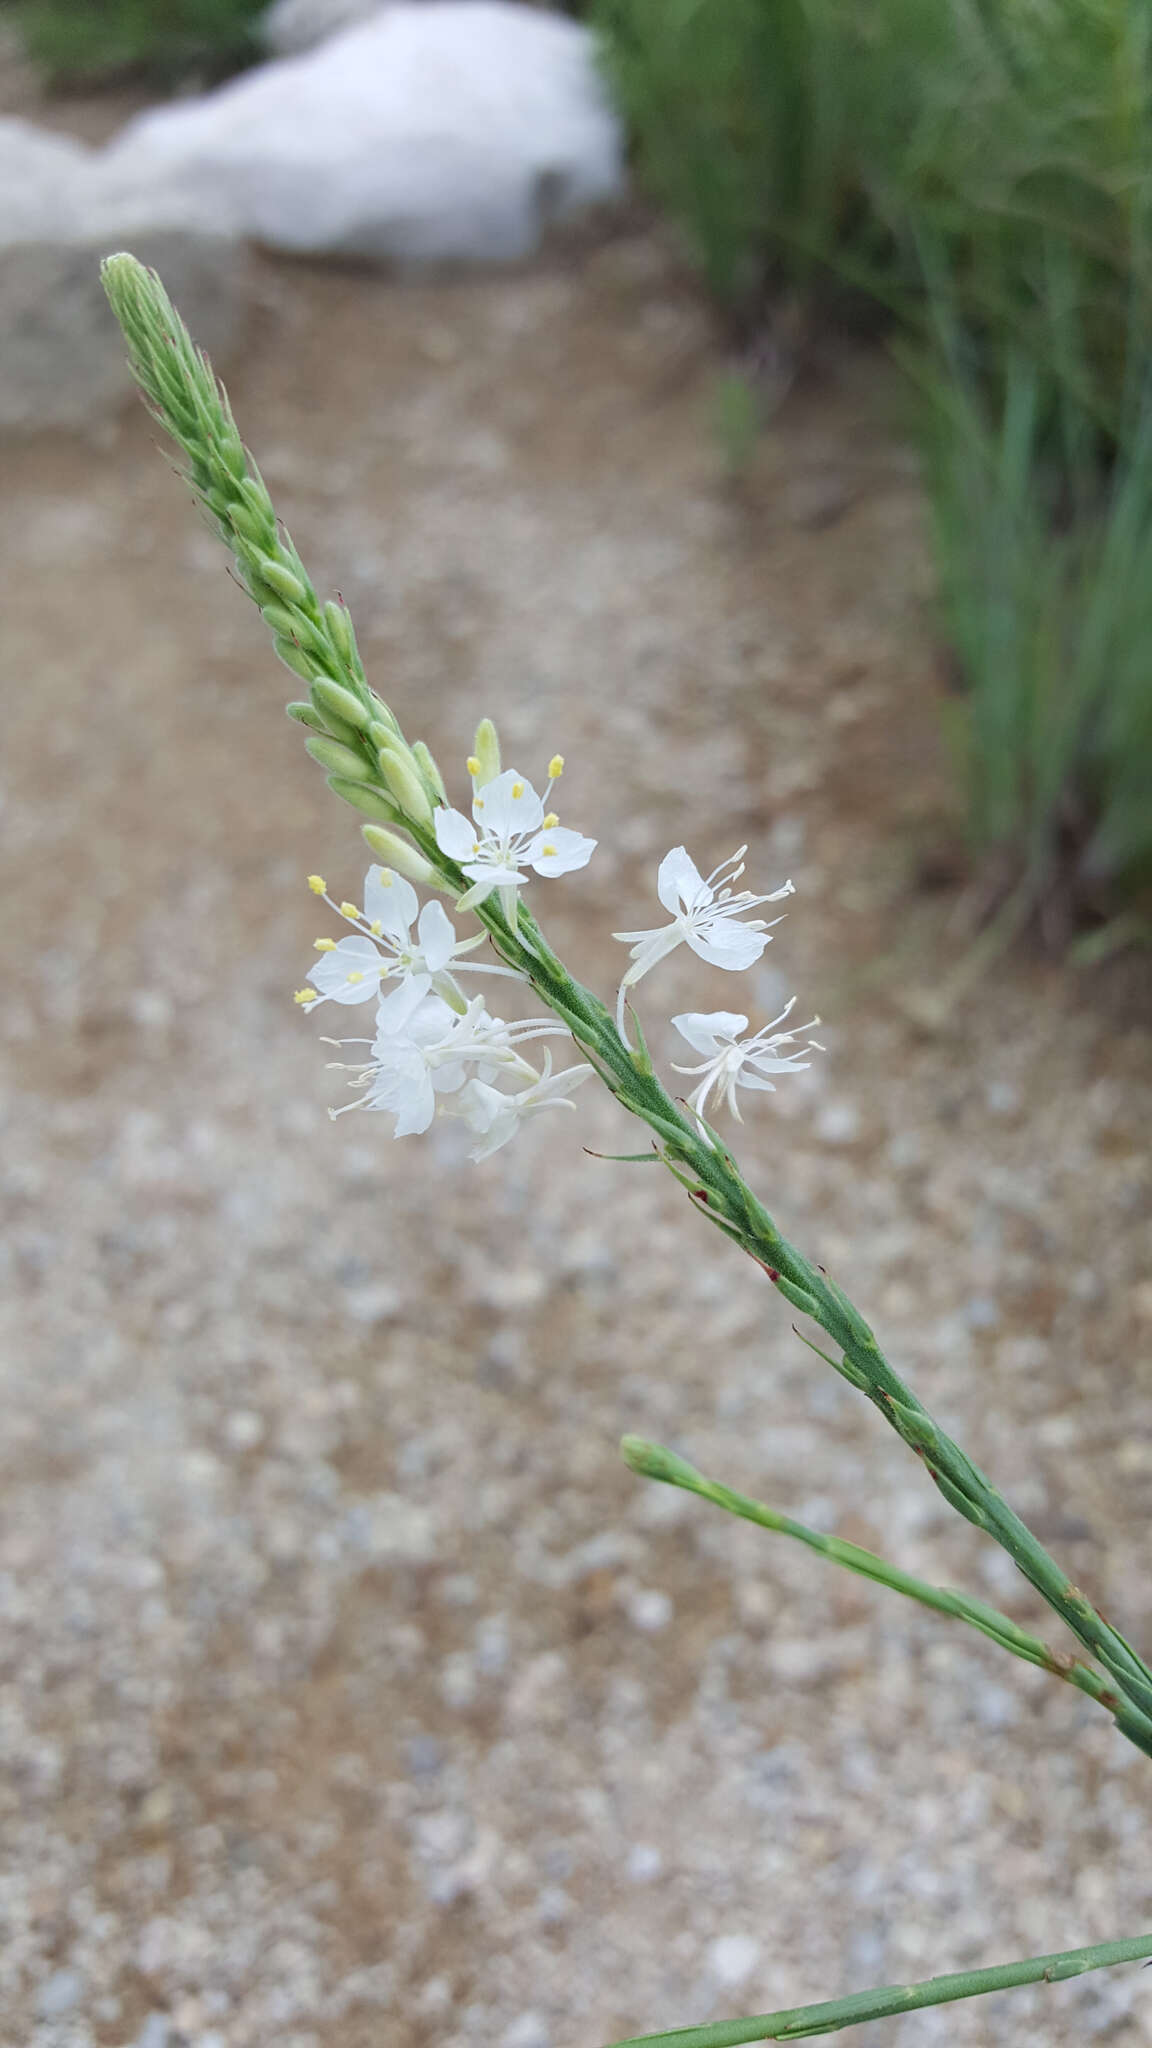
[101,253,1152,2046]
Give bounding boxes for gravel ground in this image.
[2,232,1151,2048]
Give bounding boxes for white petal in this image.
[457,865,523,910]
[455,1078,507,1134]
[474,768,544,840]
[404,992,460,1049]
[526,827,597,877]
[363,1048,436,1135]
[434,805,480,862]
[689,919,768,971]
[531,1065,591,1105]
[657,845,707,916]
[417,897,457,972]
[308,934,384,1002]
[363,865,418,940]
[374,973,431,1032]
[469,1103,521,1160]
[672,1010,749,1056]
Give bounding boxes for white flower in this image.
[297,866,519,1024]
[434,765,596,910]
[447,1055,592,1161]
[671,1001,823,1123]
[614,846,794,1033]
[324,992,574,1140]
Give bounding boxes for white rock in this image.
[625,1586,673,1633]
[0,116,248,433]
[707,1934,762,1989]
[100,3,625,267]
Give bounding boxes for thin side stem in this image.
[620,1437,1121,1713]
[471,900,1152,1759]
[600,1933,1152,2047]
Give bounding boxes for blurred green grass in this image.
[596,0,1152,935]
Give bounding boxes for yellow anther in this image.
[339,901,359,920]
[294,988,318,1004]
[346,971,365,984]
[540,842,558,859]
[307,874,326,895]
[548,755,564,780]
[475,798,485,811]
[314,937,336,952]
[511,781,525,800]
[542,812,559,830]
[369,920,383,936]
[377,867,394,886]
[466,755,481,777]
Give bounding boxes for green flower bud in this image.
[258,555,311,607]
[238,473,276,524]
[273,634,316,682]
[260,604,326,657]
[361,824,439,886]
[323,598,356,667]
[620,1436,701,1488]
[367,692,401,736]
[286,700,325,731]
[472,716,501,784]
[411,739,447,804]
[227,497,272,548]
[377,742,433,825]
[305,736,374,781]
[327,777,403,821]
[310,677,372,733]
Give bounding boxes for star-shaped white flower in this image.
[324,992,575,1139]
[671,1001,823,1123]
[434,766,596,911]
[447,1055,592,1161]
[298,866,518,1025]
[614,846,794,1033]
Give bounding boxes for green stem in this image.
[620,1437,1120,1714]
[473,903,1152,1759]
[100,251,1152,1761]
[601,1933,1152,2047]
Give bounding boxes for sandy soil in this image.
[2,229,1151,2048]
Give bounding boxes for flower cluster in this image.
[294,862,587,1159]
[295,738,821,1159]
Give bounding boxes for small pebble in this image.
[37,1970,84,2020]
[501,2014,551,2048]
[707,1934,761,1989]
[625,1588,673,1633]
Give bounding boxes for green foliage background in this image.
[595,0,1152,928]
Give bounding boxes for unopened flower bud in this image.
[274,635,317,682]
[310,677,372,734]
[257,554,310,607]
[411,739,447,803]
[261,604,326,658]
[472,717,501,785]
[361,824,439,886]
[367,692,401,734]
[323,598,356,667]
[229,497,274,548]
[305,735,374,781]
[377,742,433,825]
[285,700,325,731]
[620,1437,700,1489]
[327,778,403,822]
